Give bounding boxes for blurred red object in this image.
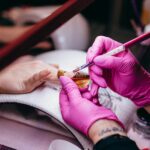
[0,0,94,69]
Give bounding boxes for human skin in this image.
[88,119,126,144]
[0,56,59,94]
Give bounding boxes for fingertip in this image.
[90,73,107,89]
[59,76,71,85]
[59,76,65,81]
[97,79,107,88]
[79,86,89,93]
[90,89,97,97]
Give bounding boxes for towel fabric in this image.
[0,50,137,149]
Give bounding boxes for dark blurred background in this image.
[0,0,143,42]
[0,0,149,71]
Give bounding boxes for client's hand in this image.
[87,36,150,107]
[59,76,123,136]
[0,59,59,94]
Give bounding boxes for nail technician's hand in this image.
[87,36,150,107]
[59,76,123,135]
[0,60,58,94]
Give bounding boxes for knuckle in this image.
[22,80,32,93]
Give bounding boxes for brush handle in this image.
[124,32,150,48]
[73,32,150,72]
[73,45,125,72]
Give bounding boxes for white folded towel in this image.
[0,50,137,149]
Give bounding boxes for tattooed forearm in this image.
[98,127,124,137]
[89,120,126,144]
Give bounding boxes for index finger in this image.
[87,36,122,63]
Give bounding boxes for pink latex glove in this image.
[87,36,150,107]
[59,76,123,136]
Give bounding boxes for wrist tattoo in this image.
[98,127,124,137]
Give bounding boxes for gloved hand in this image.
[59,76,123,136]
[87,36,150,107]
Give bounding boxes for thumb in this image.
[59,76,82,102]
[59,89,69,115]
[94,55,123,70]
